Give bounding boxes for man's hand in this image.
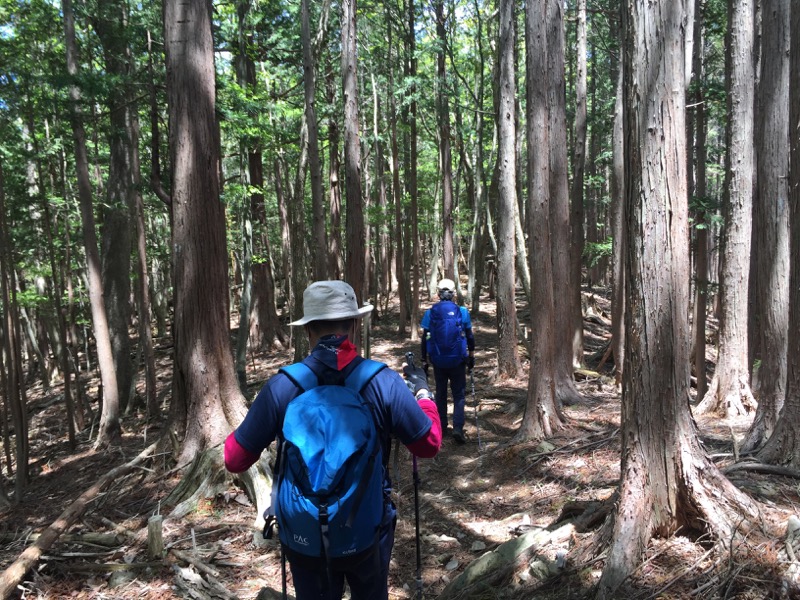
[467,355,475,370]
[422,361,430,377]
[403,362,430,397]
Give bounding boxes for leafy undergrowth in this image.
[2,291,798,599]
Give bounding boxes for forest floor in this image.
[2,290,799,599]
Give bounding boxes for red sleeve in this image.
[405,398,442,458]
[224,431,260,473]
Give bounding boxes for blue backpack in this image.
[427,300,468,369]
[270,359,386,561]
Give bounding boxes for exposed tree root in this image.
[166,445,274,533]
[695,373,757,418]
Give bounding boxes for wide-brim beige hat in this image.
[289,280,374,326]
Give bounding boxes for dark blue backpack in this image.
[271,359,386,561]
[427,300,468,369]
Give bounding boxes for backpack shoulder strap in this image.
[279,362,318,392]
[344,358,386,393]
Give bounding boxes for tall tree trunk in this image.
[290,117,311,362]
[690,0,709,403]
[147,30,172,210]
[31,115,80,440]
[247,158,285,351]
[435,0,455,282]
[516,0,562,441]
[94,3,136,414]
[130,114,158,419]
[326,65,344,281]
[742,0,790,452]
[0,157,29,498]
[302,0,328,282]
[757,0,800,468]
[341,0,367,347]
[388,13,408,335]
[249,162,285,354]
[372,74,390,311]
[695,0,757,417]
[407,0,420,343]
[275,154,293,331]
[569,0,587,366]
[63,0,121,448]
[496,0,520,378]
[610,63,625,387]
[234,0,255,392]
[164,0,247,465]
[546,0,582,405]
[596,2,760,595]
[468,0,488,315]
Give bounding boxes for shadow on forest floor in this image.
[0,289,795,599]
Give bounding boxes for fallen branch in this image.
[102,515,234,599]
[0,532,123,548]
[0,441,158,600]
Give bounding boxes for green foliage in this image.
[0,0,745,377]
[689,195,723,230]
[584,237,612,268]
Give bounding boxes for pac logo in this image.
[293,534,310,546]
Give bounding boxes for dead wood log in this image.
[0,441,158,600]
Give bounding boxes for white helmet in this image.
[437,278,456,292]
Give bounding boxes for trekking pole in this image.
[413,454,423,599]
[470,368,482,452]
[405,352,424,600]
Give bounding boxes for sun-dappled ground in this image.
[2,289,798,599]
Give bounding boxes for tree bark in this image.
[289,117,311,362]
[495,0,520,379]
[31,116,80,441]
[234,0,255,392]
[326,65,344,281]
[0,157,29,498]
[596,2,760,596]
[690,0,709,403]
[434,0,456,283]
[695,0,757,418]
[129,91,158,420]
[742,0,790,452]
[610,62,625,387]
[757,0,800,468]
[341,0,367,348]
[546,0,582,406]
[387,13,408,335]
[63,0,121,448]
[372,73,390,311]
[94,3,136,414]
[516,0,562,442]
[302,0,328,282]
[467,0,488,316]
[569,0,587,366]
[164,0,247,465]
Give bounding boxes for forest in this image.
[1,0,799,598]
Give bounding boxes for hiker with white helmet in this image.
[224,280,442,599]
[420,278,475,444]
